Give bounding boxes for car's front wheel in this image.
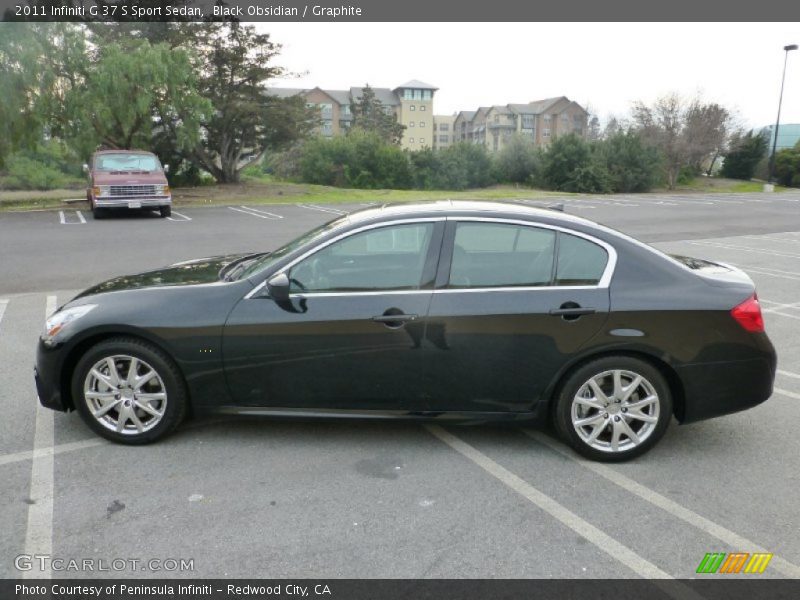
[553,356,672,462]
[71,337,187,444]
[159,205,171,218]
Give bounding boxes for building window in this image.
[521,114,535,129]
[409,105,415,111]
[419,137,425,144]
[543,128,551,138]
[420,105,426,111]
[319,103,333,118]
[422,90,432,100]
[420,121,425,128]
[439,123,449,132]
[403,89,413,100]
[339,120,351,129]
[321,120,333,137]
[494,114,500,123]
[409,121,415,127]
[409,137,415,144]
[544,115,551,122]
[440,135,449,143]
[341,104,351,115]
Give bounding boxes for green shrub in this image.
[597,131,661,192]
[720,130,768,181]
[493,134,540,184]
[3,155,71,190]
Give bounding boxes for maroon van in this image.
[84,150,172,219]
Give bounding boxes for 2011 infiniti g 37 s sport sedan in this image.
[34,201,776,461]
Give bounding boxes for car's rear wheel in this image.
[159,205,171,218]
[553,356,672,462]
[71,337,187,444]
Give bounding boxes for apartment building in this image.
[454,97,588,152]
[268,80,438,151]
[433,114,456,150]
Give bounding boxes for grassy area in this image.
[662,177,791,194]
[0,182,570,212]
[0,177,795,213]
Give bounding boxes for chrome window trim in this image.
[447,216,617,289]
[245,215,617,300]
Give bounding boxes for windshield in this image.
[234,216,348,281]
[94,153,161,172]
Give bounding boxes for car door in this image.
[223,220,444,411]
[423,218,612,412]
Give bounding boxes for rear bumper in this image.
[94,196,171,208]
[677,351,777,423]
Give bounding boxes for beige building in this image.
[433,114,456,150]
[454,97,588,152]
[269,80,438,151]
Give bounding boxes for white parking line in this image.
[58,211,85,225]
[228,206,283,220]
[0,438,106,468]
[0,299,7,331]
[297,203,346,215]
[688,240,800,259]
[522,430,800,578]
[777,369,800,380]
[166,211,192,222]
[23,295,57,579]
[760,299,800,314]
[425,425,673,580]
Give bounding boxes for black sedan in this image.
[34,201,776,461]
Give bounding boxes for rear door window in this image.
[555,233,608,286]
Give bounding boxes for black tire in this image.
[71,337,188,444]
[553,356,672,462]
[92,206,106,219]
[159,205,172,218]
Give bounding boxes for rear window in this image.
[555,233,609,286]
[94,153,160,172]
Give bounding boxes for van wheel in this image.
[92,207,105,219]
[553,356,672,462]
[160,206,171,218]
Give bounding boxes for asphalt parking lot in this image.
[2,192,800,580]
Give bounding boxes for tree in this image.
[62,42,208,157]
[773,142,800,188]
[350,85,405,144]
[493,134,540,184]
[179,24,317,183]
[720,130,768,180]
[597,131,661,193]
[631,93,734,189]
[537,134,611,193]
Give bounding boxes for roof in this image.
[344,200,596,228]
[455,111,476,122]
[395,79,438,91]
[350,86,400,106]
[267,87,306,98]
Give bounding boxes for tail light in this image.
[731,293,764,333]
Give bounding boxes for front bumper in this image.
[94,195,171,208]
[34,339,69,412]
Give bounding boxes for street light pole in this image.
[768,44,798,184]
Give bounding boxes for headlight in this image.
[42,305,96,344]
[156,184,170,195]
[92,185,110,197]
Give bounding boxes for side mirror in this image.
[266,273,290,302]
[163,164,170,173]
[82,164,89,173]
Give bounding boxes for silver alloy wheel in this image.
[570,369,660,453]
[83,354,168,435]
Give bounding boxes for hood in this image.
[74,253,255,298]
[92,171,167,185]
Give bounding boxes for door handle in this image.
[372,313,418,323]
[549,307,596,316]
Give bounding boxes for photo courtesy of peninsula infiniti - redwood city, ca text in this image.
[33,201,777,462]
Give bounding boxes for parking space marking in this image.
[23,295,57,579]
[689,240,800,259]
[0,438,106,468]
[297,203,346,215]
[58,210,86,225]
[761,299,800,314]
[0,299,7,331]
[425,425,674,580]
[228,206,283,220]
[166,211,192,222]
[775,387,800,401]
[777,369,800,380]
[522,430,800,578]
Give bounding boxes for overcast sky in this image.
[258,22,800,129]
